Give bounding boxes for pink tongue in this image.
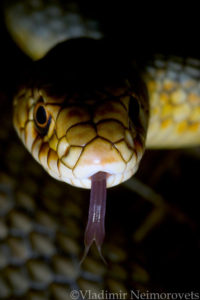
[80,172,107,264]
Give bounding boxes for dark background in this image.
[0,1,199,297]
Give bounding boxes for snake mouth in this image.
[57,147,139,188]
[60,161,140,189]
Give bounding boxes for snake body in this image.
[1,0,200,297]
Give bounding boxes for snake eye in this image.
[129,96,140,123]
[34,102,51,135]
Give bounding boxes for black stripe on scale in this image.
[65,121,97,136]
[95,118,129,130]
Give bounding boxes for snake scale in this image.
[0,1,200,299]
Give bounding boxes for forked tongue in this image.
[80,171,107,264]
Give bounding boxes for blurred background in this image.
[0,1,199,299]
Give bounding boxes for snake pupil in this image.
[36,105,47,125]
[34,103,51,136]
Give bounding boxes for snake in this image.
[4,0,200,258]
[1,0,200,298]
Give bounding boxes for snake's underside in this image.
[0,0,200,299]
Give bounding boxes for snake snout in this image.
[73,137,126,176]
[53,102,143,188]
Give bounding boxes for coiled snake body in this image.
[1,0,200,298]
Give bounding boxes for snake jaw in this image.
[80,171,107,264]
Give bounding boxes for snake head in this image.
[13,87,148,188]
